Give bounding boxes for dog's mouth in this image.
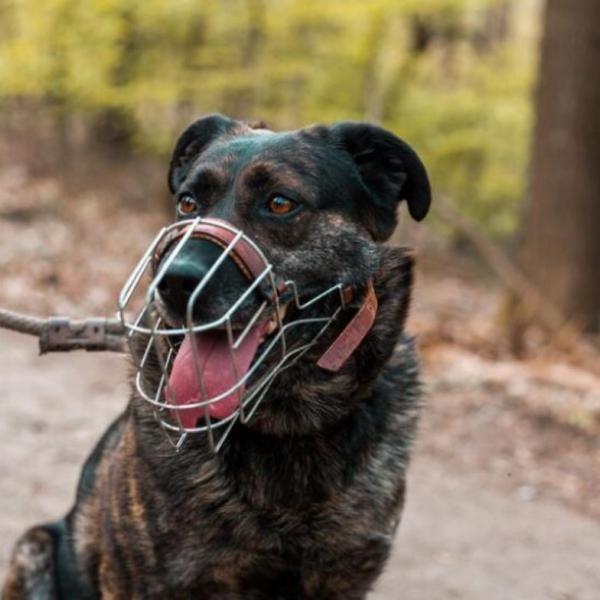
[165,303,290,428]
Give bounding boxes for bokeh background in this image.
[0,1,598,598]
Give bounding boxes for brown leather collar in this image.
[316,278,378,372]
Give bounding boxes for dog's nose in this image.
[157,238,250,321]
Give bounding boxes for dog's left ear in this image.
[331,122,431,241]
[168,114,266,193]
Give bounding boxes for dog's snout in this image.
[157,238,251,321]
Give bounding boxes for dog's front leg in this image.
[2,526,58,600]
[302,532,394,600]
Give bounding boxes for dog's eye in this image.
[266,195,298,216]
[177,195,199,216]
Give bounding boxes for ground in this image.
[1,329,598,599]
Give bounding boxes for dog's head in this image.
[168,113,429,238]
[130,114,430,444]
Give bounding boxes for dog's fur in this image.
[3,115,431,599]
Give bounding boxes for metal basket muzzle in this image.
[117,218,348,452]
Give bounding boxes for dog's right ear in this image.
[330,122,431,241]
[168,114,240,193]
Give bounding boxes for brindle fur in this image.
[3,115,431,599]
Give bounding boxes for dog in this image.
[3,114,431,599]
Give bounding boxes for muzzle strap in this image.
[153,218,286,299]
[316,278,378,372]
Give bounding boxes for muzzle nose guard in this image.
[152,219,287,304]
[117,217,376,452]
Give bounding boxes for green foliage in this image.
[0,0,537,237]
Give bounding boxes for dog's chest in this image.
[158,485,394,598]
[105,370,415,597]
[144,449,400,595]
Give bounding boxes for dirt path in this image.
[0,329,598,599]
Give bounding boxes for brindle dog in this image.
[3,114,431,599]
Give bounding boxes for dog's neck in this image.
[246,246,414,437]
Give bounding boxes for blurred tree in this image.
[519,0,600,333]
[0,0,537,236]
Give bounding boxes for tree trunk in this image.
[520,0,600,333]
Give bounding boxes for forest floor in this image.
[0,167,599,598]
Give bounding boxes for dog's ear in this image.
[168,114,241,193]
[331,122,431,241]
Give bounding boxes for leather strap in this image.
[154,219,285,299]
[316,278,378,372]
[155,220,266,281]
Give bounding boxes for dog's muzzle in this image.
[118,218,377,452]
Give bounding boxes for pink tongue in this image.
[166,323,268,428]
